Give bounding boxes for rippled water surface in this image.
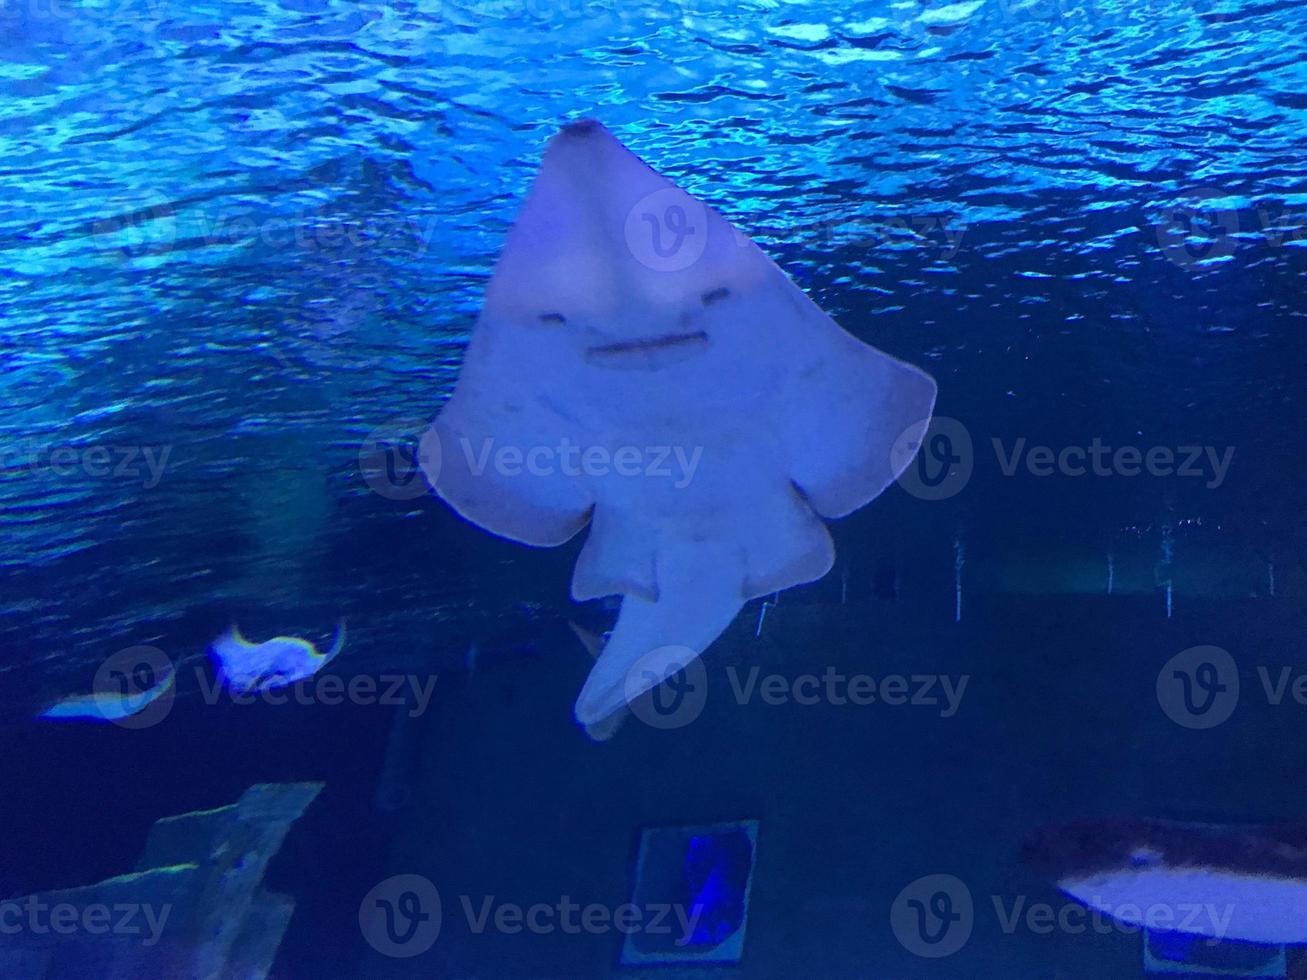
[2,0,1305,694]
[2,2,1307,978]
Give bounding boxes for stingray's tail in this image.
[569,623,627,742]
[324,619,347,663]
[573,541,744,729]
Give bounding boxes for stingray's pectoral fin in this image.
[422,408,593,548]
[573,542,745,728]
[324,618,347,663]
[779,310,938,519]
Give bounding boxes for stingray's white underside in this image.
[424,120,937,731]
[210,623,345,693]
[40,669,175,721]
[1062,869,1307,944]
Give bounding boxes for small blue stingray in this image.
[39,661,175,722]
[210,620,346,694]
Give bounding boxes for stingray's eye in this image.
[539,312,567,325]
[701,286,731,306]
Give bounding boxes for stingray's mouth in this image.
[585,330,709,369]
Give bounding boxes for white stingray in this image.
[421,119,936,730]
[1061,868,1307,945]
[210,620,346,694]
[1025,818,1307,945]
[40,662,176,722]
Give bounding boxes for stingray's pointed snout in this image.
[547,118,619,172]
[559,117,605,139]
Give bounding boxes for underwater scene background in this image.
[1,0,1305,976]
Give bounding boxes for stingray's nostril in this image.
[539,313,567,325]
[701,286,731,306]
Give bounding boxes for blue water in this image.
[2,0,1306,977]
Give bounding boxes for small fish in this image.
[1022,817,1307,944]
[210,620,346,694]
[40,661,176,722]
